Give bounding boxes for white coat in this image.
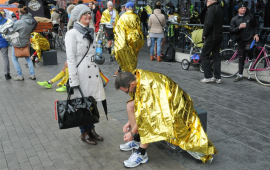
[65,28,105,101]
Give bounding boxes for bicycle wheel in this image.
[220,49,238,78]
[59,31,66,52]
[254,56,270,86]
[55,34,60,47]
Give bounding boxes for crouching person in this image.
[115,70,217,168]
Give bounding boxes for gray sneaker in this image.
[216,79,222,84]
[29,75,36,80]
[234,75,243,82]
[201,77,216,83]
[13,75,24,81]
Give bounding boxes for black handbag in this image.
[55,86,100,129]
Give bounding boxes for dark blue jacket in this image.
[0,16,9,48]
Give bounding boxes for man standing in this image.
[100,1,119,61]
[115,70,217,168]
[200,0,224,84]
[114,2,144,74]
[88,1,96,29]
[119,4,126,17]
[230,1,259,82]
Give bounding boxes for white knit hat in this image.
[71,4,90,22]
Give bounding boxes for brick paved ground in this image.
[0,43,269,170]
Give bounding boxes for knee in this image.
[127,100,134,113]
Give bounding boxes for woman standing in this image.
[66,4,105,145]
[0,12,11,80]
[92,3,101,33]
[148,7,166,62]
[12,6,36,81]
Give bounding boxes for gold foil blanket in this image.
[132,69,217,162]
[31,32,50,61]
[114,11,144,72]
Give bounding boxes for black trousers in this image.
[237,39,253,75]
[201,40,222,79]
[142,22,148,32]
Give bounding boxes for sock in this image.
[47,81,52,84]
[239,74,243,77]
[137,147,146,155]
[108,47,111,55]
[134,134,140,142]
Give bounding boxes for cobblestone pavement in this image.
[0,43,269,170]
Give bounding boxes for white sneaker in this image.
[124,151,148,168]
[119,140,140,151]
[216,79,222,84]
[200,77,216,83]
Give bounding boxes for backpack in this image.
[163,45,175,62]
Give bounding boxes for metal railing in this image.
[166,22,270,53]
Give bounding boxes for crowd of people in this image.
[0,0,266,169]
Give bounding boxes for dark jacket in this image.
[230,10,258,43]
[203,2,224,42]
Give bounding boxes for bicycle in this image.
[53,24,66,52]
[220,42,270,86]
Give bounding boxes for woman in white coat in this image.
[66,4,106,145]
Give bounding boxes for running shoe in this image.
[120,140,140,151]
[200,77,216,83]
[37,81,51,88]
[56,85,67,92]
[123,150,148,168]
[112,70,119,77]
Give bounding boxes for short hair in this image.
[20,6,28,14]
[107,1,113,7]
[115,72,136,90]
[78,0,83,4]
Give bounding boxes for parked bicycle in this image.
[220,41,270,86]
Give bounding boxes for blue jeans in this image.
[12,46,35,76]
[79,124,95,134]
[150,37,162,56]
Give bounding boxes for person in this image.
[140,8,148,34]
[37,62,68,92]
[114,2,144,73]
[92,3,101,33]
[88,1,96,29]
[230,1,259,82]
[100,1,119,61]
[115,70,217,168]
[67,4,75,30]
[51,8,59,26]
[57,8,68,32]
[148,5,166,62]
[0,12,11,80]
[200,0,224,84]
[15,11,19,20]
[12,6,37,81]
[119,4,126,17]
[66,4,106,145]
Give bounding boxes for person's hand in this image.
[62,67,66,73]
[123,122,131,133]
[30,56,33,60]
[254,34,259,42]
[124,132,134,142]
[111,22,115,26]
[239,23,246,29]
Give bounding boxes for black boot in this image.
[89,128,103,141]
[5,73,12,80]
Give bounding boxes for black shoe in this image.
[234,75,243,82]
[4,73,12,80]
[110,56,113,61]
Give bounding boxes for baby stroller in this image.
[180,29,205,72]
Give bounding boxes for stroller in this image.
[181,29,205,72]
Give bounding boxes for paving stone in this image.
[19,161,32,170]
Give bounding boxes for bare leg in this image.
[127,100,148,149]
